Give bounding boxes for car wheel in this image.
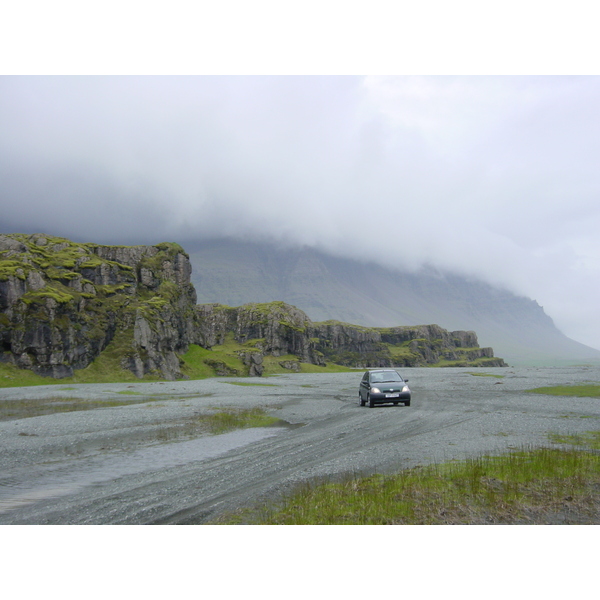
[404,400,411,406]
[359,392,365,407]
[393,402,399,406]
[368,394,376,408]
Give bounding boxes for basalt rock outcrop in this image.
[196,302,507,371]
[0,233,197,379]
[1,234,506,380]
[308,321,504,368]
[195,302,326,374]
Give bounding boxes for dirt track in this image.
[1,366,599,524]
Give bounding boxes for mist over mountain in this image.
[3,77,600,351]
[187,239,600,366]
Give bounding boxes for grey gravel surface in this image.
[1,366,599,524]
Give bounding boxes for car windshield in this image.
[371,371,402,382]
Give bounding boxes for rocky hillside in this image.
[0,233,198,379]
[312,321,503,368]
[195,302,506,375]
[0,234,506,380]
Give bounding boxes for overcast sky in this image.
[1,75,599,349]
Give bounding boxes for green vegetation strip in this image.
[152,407,281,442]
[549,431,600,450]
[527,384,600,398]
[202,407,279,434]
[469,372,504,379]
[222,382,278,387]
[222,445,600,524]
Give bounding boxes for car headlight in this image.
[370,387,381,393]
[402,385,410,393]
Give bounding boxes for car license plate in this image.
[385,393,400,398]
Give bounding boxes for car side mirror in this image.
[404,379,409,382]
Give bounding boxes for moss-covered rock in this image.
[0,233,198,380]
[195,301,507,370]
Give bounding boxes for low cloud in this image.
[1,76,599,349]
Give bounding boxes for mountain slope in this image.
[187,239,600,366]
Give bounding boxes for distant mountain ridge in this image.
[187,239,600,366]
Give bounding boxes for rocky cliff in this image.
[195,301,506,374]
[309,321,504,368]
[0,233,198,379]
[1,234,506,380]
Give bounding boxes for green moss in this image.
[137,244,187,282]
[95,283,134,296]
[46,267,80,281]
[383,342,420,361]
[21,286,74,305]
[157,280,179,299]
[49,327,168,384]
[76,256,110,269]
[239,301,304,325]
[278,320,306,333]
[155,241,187,256]
[181,343,246,378]
[314,319,374,332]
[0,261,27,281]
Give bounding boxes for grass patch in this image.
[180,344,220,379]
[526,384,600,398]
[172,341,346,376]
[203,407,279,434]
[222,382,278,387]
[154,407,281,441]
[181,341,247,378]
[383,342,419,361]
[296,362,353,374]
[549,431,600,450]
[0,362,59,388]
[220,445,600,524]
[468,372,505,379]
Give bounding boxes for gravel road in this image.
[1,366,599,524]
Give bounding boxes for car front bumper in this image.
[369,392,411,403]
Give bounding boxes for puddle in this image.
[0,427,286,514]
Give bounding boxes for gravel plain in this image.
[1,365,599,524]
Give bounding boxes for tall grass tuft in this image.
[232,445,600,525]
